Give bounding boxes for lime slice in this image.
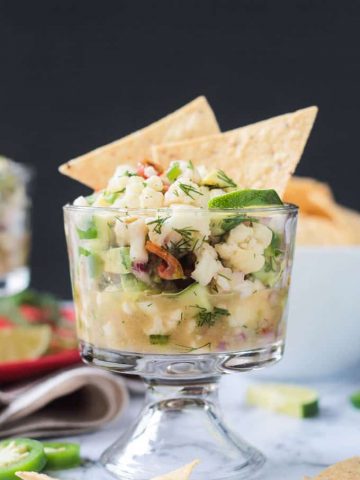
[350,390,360,409]
[43,442,81,470]
[0,326,51,363]
[246,384,319,418]
[0,438,46,480]
[208,189,283,209]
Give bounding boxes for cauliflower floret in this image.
[164,177,208,207]
[138,303,182,335]
[214,267,234,292]
[215,223,272,274]
[147,205,210,249]
[191,243,222,286]
[107,165,137,192]
[165,160,203,184]
[140,187,164,208]
[73,195,89,206]
[144,166,157,177]
[145,175,163,192]
[115,217,148,263]
[233,278,265,297]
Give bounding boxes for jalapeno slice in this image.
[0,439,46,480]
[43,443,80,470]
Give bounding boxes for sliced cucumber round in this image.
[0,439,46,480]
[246,384,319,418]
[43,442,80,470]
[350,390,360,409]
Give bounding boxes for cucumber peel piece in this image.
[246,384,319,418]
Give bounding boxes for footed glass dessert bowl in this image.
[64,204,298,480]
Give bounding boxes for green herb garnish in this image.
[217,170,237,188]
[148,216,170,234]
[79,246,91,256]
[178,183,203,199]
[169,227,199,255]
[192,306,230,327]
[187,160,194,170]
[149,334,170,345]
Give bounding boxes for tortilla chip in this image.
[305,456,360,479]
[153,106,318,196]
[284,176,335,220]
[16,473,59,480]
[333,205,360,243]
[151,459,200,480]
[59,97,219,190]
[296,213,355,245]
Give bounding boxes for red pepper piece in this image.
[145,240,184,280]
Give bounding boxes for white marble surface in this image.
[53,372,360,480]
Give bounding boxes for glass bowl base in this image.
[80,340,284,379]
[101,379,265,480]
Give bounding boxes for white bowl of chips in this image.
[259,246,360,379]
[257,177,360,379]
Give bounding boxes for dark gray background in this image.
[0,0,359,298]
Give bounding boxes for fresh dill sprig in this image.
[173,227,198,241]
[169,227,199,255]
[178,183,203,199]
[187,160,194,170]
[147,216,170,234]
[217,170,237,188]
[192,305,230,327]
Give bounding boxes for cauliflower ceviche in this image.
[65,160,296,354]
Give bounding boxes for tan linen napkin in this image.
[0,366,129,438]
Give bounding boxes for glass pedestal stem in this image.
[101,375,265,480]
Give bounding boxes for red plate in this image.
[0,305,81,383]
[0,348,81,383]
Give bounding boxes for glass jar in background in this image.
[0,156,32,296]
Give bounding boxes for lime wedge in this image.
[0,326,51,363]
[246,383,319,418]
[208,189,283,209]
[350,390,360,409]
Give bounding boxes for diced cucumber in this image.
[93,213,114,243]
[121,273,149,292]
[104,247,131,274]
[149,334,170,345]
[253,268,282,288]
[80,251,104,279]
[79,238,106,254]
[166,283,212,312]
[246,384,319,418]
[166,162,182,182]
[77,220,97,239]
